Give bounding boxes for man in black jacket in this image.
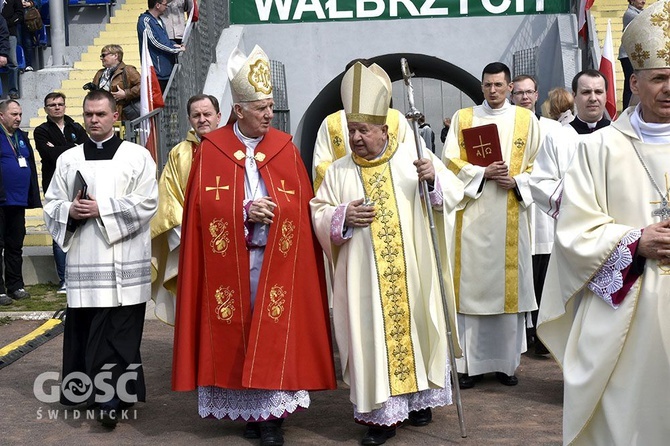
[1,0,23,98]
[0,99,40,305]
[34,92,87,293]
[0,15,10,67]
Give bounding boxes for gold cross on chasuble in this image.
[205,176,229,201]
[277,180,295,201]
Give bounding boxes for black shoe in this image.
[10,288,30,300]
[361,426,396,445]
[408,407,432,426]
[534,341,550,356]
[458,373,475,389]
[496,372,519,386]
[0,294,12,306]
[97,409,118,428]
[243,421,261,439]
[259,419,284,446]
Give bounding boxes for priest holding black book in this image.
[43,90,158,428]
[442,62,540,389]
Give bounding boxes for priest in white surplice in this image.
[442,62,540,388]
[44,90,158,428]
[311,62,464,445]
[538,3,670,444]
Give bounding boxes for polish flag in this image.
[599,20,618,120]
[183,0,198,44]
[140,28,165,160]
[578,0,595,39]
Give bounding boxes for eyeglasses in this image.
[512,89,537,97]
[46,103,65,108]
[482,82,508,89]
[100,53,110,58]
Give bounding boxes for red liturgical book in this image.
[461,124,503,167]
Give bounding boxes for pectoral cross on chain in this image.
[205,176,229,201]
[277,180,295,202]
[651,197,670,220]
[650,173,670,221]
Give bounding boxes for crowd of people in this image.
[0,1,667,446]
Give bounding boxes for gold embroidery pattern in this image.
[267,285,286,322]
[631,43,650,68]
[333,135,343,149]
[358,143,418,396]
[651,3,670,37]
[214,286,235,323]
[514,138,525,150]
[209,219,230,256]
[658,42,670,66]
[278,220,295,257]
[248,59,273,95]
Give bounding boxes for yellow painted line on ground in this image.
[0,319,63,356]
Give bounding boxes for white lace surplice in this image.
[198,387,310,421]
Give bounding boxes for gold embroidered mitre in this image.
[341,62,390,125]
[227,45,274,103]
[622,0,670,70]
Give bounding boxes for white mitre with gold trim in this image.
[341,62,390,125]
[622,0,670,70]
[227,45,273,103]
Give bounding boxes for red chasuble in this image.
[172,124,336,392]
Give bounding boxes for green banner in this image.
[231,0,571,24]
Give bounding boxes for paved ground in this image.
[0,319,563,445]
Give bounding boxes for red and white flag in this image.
[183,1,198,44]
[599,19,618,120]
[140,28,165,160]
[578,0,595,39]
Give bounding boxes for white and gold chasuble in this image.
[538,108,670,446]
[443,102,540,315]
[311,136,464,412]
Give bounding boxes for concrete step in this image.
[22,246,59,285]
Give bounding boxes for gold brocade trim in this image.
[214,286,235,323]
[209,218,230,256]
[453,210,464,310]
[267,285,286,322]
[328,112,347,161]
[346,113,387,125]
[457,107,474,162]
[278,220,295,256]
[452,107,474,309]
[358,136,418,396]
[503,107,531,313]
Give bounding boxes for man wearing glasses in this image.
[511,75,562,356]
[442,62,541,389]
[34,92,88,294]
[137,0,185,93]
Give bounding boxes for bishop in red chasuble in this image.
[171,45,335,444]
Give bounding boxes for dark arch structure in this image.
[296,53,485,178]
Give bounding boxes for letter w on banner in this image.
[140,28,165,161]
[599,20,617,120]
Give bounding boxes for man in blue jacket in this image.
[0,100,41,306]
[137,0,184,93]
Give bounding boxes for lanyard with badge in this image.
[3,128,27,168]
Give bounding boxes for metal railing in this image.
[124,0,230,170]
